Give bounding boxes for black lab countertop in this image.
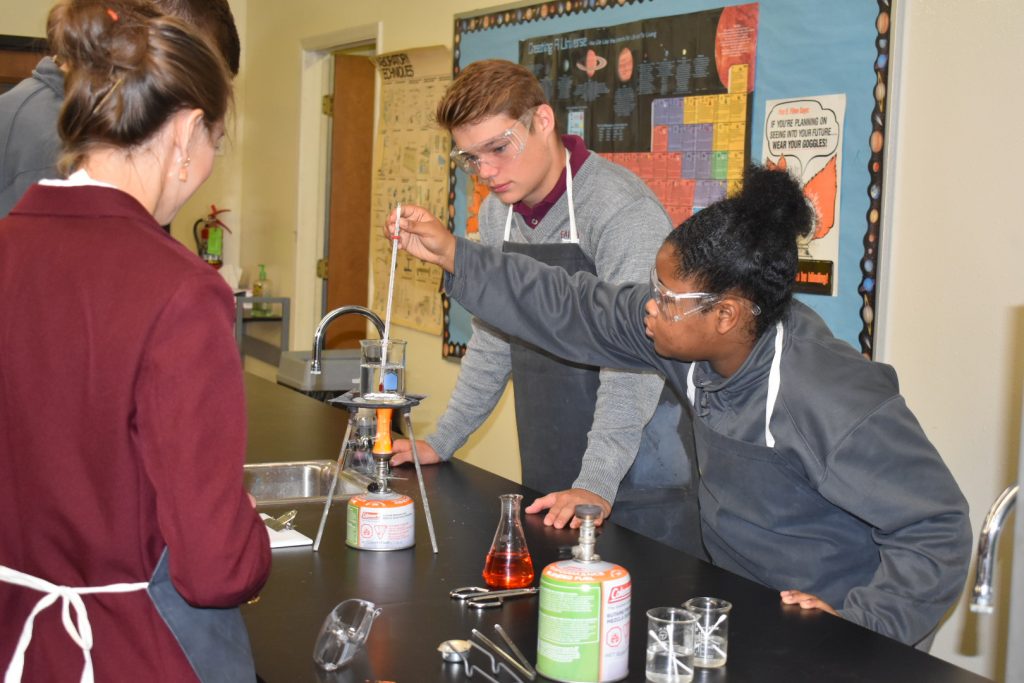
[242,374,989,683]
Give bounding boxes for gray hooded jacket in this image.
[445,237,972,647]
[0,57,65,217]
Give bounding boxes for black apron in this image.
[686,323,877,607]
[148,549,258,682]
[502,155,703,558]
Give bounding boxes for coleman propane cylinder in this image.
[345,408,415,551]
[537,504,631,682]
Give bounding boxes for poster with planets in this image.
[519,4,757,228]
[444,0,895,358]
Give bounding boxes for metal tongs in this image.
[439,624,536,682]
[262,509,297,532]
[450,586,539,610]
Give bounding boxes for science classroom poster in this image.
[448,0,892,356]
[517,3,759,227]
[369,47,450,334]
[764,94,846,296]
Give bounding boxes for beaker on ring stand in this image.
[483,494,534,589]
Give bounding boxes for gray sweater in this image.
[0,57,64,217]
[426,149,673,503]
[445,238,972,646]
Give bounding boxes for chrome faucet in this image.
[310,305,385,375]
[970,482,1019,613]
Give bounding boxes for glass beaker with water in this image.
[646,607,696,682]
[483,493,534,589]
[683,596,731,668]
[359,339,406,402]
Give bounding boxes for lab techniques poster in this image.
[518,3,759,227]
[763,94,846,296]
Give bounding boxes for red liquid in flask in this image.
[483,549,535,589]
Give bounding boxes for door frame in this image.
[292,23,380,351]
[0,35,48,94]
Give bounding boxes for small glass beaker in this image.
[646,607,696,683]
[482,493,534,589]
[683,596,731,668]
[359,339,406,402]
[312,598,382,671]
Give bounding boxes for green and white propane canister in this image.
[536,505,631,682]
[345,491,415,550]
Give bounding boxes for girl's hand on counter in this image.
[526,489,612,529]
[391,438,441,466]
[780,590,838,616]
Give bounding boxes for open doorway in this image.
[291,25,379,354]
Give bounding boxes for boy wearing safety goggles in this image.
[391,59,704,556]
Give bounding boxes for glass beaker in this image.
[482,493,534,589]
[683,596,731,668]
[359,339,406,402]
[646,607,696,682]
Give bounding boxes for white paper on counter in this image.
[260,514,313,549]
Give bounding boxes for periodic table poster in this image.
[518,4,757,227]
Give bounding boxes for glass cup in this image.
[359,339,406,402]
[646,607,696,683]
[312,598,382,671]
[682,596,731,668]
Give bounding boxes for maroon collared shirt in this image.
[513,134,590,228]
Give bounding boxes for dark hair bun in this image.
[737,164,814,243]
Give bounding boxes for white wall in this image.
[4,0,1023,678]
[883,2,1024,678]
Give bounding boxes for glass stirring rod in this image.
[378,203,401,389]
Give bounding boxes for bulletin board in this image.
[441,0,894,359]
[369,47,451,334]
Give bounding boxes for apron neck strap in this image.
[504,148,577,243]
[685,320,785,447]
[764,320,784,447]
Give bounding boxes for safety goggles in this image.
[450,109,535,175]
[649,267,763,322]
[650,267,719,322]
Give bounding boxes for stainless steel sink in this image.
[243,460,369,507]
[276,349,361,395]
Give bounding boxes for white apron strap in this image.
[686,363,697,406]
[564,148,578,243]
[764,321,784,448]
[502,203,515,242]
[0,564,148,683]
[685,320,783,448]
[503,148,576,243]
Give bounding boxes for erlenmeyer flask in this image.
[483,493,534,589]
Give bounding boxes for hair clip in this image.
[106,8,119,21]
[91,75,124,116]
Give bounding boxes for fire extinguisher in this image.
[193,204,232,269]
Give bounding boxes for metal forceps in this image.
[449,586,539,609]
